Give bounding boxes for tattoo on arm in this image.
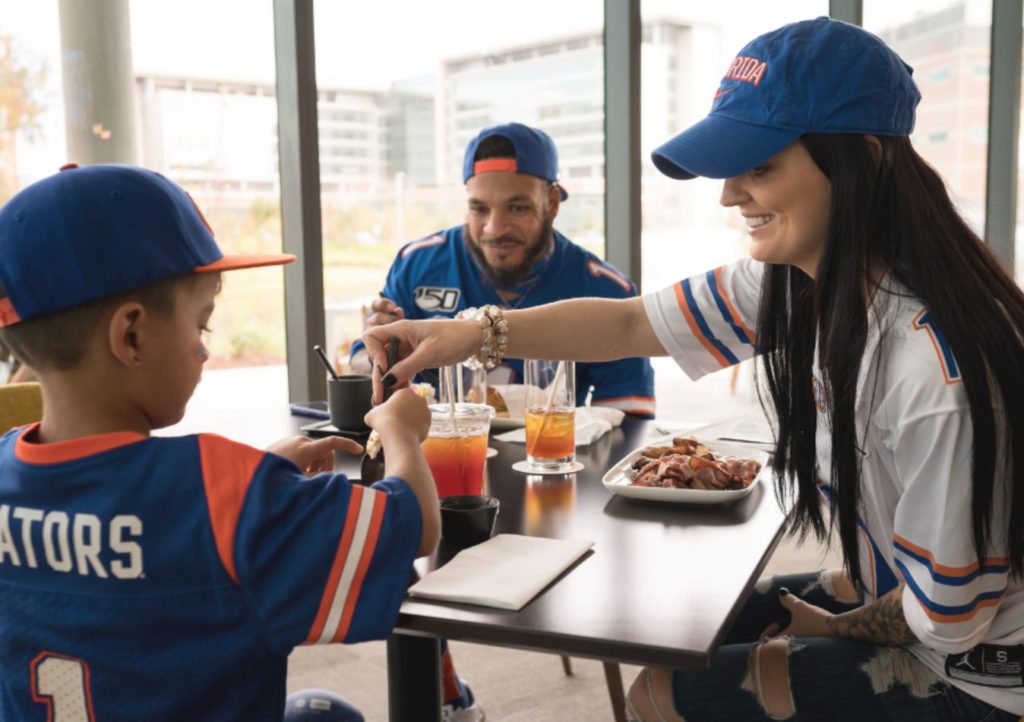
[824,585,918,646]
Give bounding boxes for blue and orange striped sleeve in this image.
[643,259,762,380]
[198,435,421,652]
[889,398,1007,652]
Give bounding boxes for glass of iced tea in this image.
[524,359,576,471]
[422,403,493,498]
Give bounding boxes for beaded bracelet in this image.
[456,305,509,370]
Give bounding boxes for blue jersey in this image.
[352,226,656,417]
[0,424,422,721]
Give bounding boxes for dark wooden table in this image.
[387,418,790,722]
[165,396,788,722]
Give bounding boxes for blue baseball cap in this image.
[463,122,569,200]
[0,163,294,327]
[652,17,921,180]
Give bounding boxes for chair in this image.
[0,382,43,434]
[560,655,626,722]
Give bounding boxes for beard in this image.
[466,212,555,288]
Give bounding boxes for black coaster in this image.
[300,420,370,441]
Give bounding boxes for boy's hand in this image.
[267,435,363,476]
[365,389,431,443]
[364,389,440,556]
[363,297,405,329]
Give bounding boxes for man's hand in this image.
[364,296,405,329]
[266,435,363,476]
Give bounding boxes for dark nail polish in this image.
[382,373,396,388]
[779,587,790,596]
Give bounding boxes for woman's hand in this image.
[362,318,481,403]
[267,435,363,476]
[760,588,833,639]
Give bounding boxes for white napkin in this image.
[407,534,594,610]
[655,415,775,453]
[493,406,625,446]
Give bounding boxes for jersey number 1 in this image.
[913,309,962,383]
[30,652,95,721]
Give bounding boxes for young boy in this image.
[0,164,440,721]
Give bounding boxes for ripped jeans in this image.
[668,571,1020,721]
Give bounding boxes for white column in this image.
[58,0,138,164]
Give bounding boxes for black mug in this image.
[328,374,373,431]
[440,495,500,548]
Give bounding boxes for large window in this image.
[864,0,992,241]
[637,1,826,420]
[2,2,65,204]
[8,1,292,370]
[0,2,64,382]
[312,1,605,371]
[638,1,826,297]
[7,1,1020,391]
[131,1,287,368]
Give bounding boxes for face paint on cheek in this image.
[192,341,209,363]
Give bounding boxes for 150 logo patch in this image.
[414,287,461,312]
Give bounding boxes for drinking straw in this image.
[526,360,565,458]
[444,364,460,434]
[313,344,340,381]
[456,363,465,404]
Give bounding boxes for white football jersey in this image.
[644,257,1024,713]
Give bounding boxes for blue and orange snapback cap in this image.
[463,122,569,200]
[652,17,921,180]
[0,163,294,327]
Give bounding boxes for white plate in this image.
[601,436,770,504]
[491,415,525,431]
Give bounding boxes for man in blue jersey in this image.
[0,164,439,721]
[352,122,656,418]
[353,122,655,721]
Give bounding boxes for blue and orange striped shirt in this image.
[0,425,421,721]
[645,258,1024,714]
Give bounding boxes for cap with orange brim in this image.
[0,163,295,327]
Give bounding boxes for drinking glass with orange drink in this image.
[422,402,493,498]
[524,359,577,471]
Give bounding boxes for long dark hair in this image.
[758,133,1024,590]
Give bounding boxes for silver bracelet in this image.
[456,305,508,370]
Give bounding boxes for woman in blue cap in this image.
[364,17,1024,720]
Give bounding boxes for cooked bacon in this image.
[627,442,762,491]
[722,457,761,482]
[670,437,700,454]
[632,468,663,486]
[638,445,680,459]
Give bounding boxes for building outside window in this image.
[4,0,1020,376]
[867,0,993,238]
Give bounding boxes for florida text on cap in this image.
[0,164,295,327]
[651,17,921,180]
